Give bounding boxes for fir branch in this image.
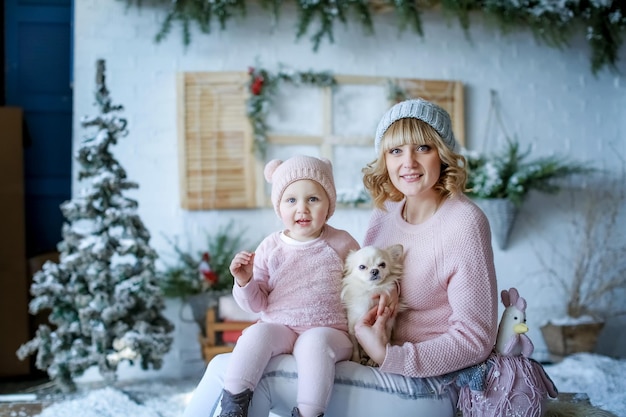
[259,0,282,26]
[295,0,342,50]
[587,3,625,74]
[213,0,247,30]
[394,0,424,35]
[153,0,246,45]
[158,222,250,298]
[352,0,375,35]
[126,0,625,73]
[482,0,573,49]
[463,138,593,207]
[440,0,473,32]
[155,9,176,43]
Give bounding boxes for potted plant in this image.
[159,221,249,334]
[462,139,591,249]
[534,164,626,361]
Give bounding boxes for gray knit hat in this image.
[374,98,457,154]
[264,155,336,220]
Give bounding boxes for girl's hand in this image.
[354,305,391,366]
[229,251,255,287]
[375,283,400,317]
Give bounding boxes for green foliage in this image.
[387,79,409,102]
[299,0,374,50]
[124,0,625,74]
[463,139,593,207]
[394,0,425,34]
[481,1,625,74]
[159,222,249,298]
[140,0,247,45]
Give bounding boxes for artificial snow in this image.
[542,314,601,326]
[27,353,626,417]
[543,353,626,416]
[36,380,195,417]
[39,387,157,417]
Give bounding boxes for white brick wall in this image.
[73,0,626,380]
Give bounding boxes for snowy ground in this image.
[25,353,626,417]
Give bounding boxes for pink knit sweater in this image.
[363,194,498,378]
[233,225,360,331]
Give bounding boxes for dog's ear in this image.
[343,249,358,275]
[345,248,358,261]
[386,244,404,262]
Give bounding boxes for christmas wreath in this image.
[246,65,336,156]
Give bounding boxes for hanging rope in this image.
[482,89,511,153]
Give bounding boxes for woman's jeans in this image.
[182,353,459,417]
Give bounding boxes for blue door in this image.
[5,0,73,257]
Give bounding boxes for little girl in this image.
[218,155,359,417]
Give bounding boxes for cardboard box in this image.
[0,106,30,377]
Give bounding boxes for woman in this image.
[182,98,497,417]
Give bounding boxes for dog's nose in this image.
[370,269,379,280]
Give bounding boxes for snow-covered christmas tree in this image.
[17,59,174,392]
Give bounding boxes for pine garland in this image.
[124,0,625,74]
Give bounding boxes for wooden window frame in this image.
[178,72,464,210]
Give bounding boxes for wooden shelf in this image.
[198,307,253,363]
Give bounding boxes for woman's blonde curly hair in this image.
[362,118,468,210]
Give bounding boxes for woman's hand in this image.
[354,305,391,366]
[229,251,255,287]
[375,284,400,317]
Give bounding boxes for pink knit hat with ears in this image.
[264,155,336,220]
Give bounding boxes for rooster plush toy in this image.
[457,287,558,417]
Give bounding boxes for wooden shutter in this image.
[177,72,256,209]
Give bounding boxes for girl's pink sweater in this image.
[233,225,359,331]
[363,194,498,378]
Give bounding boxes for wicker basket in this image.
[474,198,519,250]
[540,321,604,361]
[185,292,224,335]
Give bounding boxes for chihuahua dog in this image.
[341,244,404,365]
